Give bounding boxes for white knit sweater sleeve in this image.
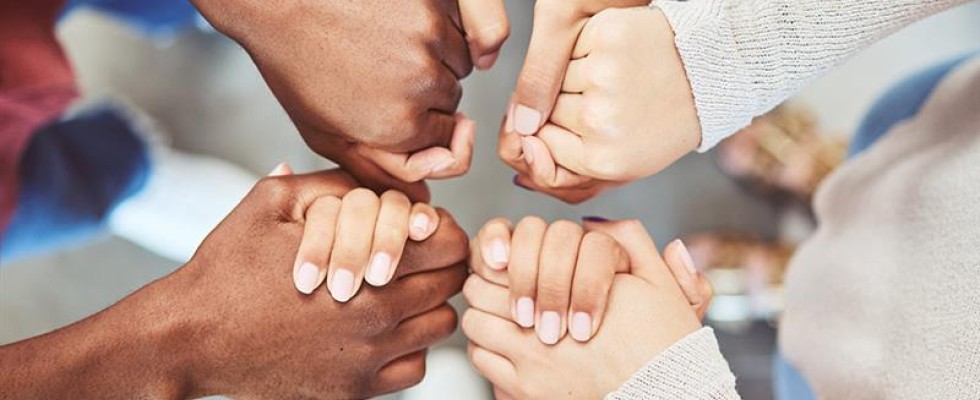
[605,327,740,400]
[653,0,973,151]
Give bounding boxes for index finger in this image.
[509,1,586,136]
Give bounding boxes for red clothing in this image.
[0,0,78,236]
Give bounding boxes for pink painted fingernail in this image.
[477,52,500,70]
[431,157,456,174]
[538,311,561,345]
[366,253,393,286]
[521,139,535,165]
[489,239,509,269]
[570,312,593,342]
[516,297,535,328]
[410,213,431,238]
[513,104,541,136]
[675,239,698,274]
[329,269,355,302]
[294,262,320,294]
[267,162,292,177]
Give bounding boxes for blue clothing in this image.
[62,0,202,36]
[1,106,150,262]
[775,51,977,400]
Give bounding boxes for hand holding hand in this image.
[463,220,710,399]
[501,7,701,204]
[190,0,488,196]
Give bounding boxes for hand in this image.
[462,220,707,399]
[0,167,471,399]
[469,217,628,344]
[501,7,701,204]
[290,186,441,302]
[190,0,488,195]
[181,168,471,398]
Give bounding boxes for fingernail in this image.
[366,253,393,286]
[513,176,531,191]
[431,157,456,174]
[329,269,355,302]
[675,239,698,274]
[538,311,561,345]
[583,216,609,223]
[410,213,431,238]
[477,52,499,70]
[521,139,535,165]
[570,312,593,342]
[516,297,535,328]
[267,162,291,177]
[294,262,320,294]
[514,104,541,136]
[489,239,508,269]
[505,104,516,133]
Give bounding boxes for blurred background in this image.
[2,1,979,399]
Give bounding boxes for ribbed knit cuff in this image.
[605,327,740,400]
[653,0,752,152]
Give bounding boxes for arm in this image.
[607,327,740,400]
[0,169,471,399]
[0,279,195,399]
[655,0,974,151]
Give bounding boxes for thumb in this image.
[510,4,585,136]
[581,219,668,284]
[458,0,510,70]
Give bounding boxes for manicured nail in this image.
[516,297,535,328]
[267,162,291,177]
[570,312,593,342]
[583,216,609,223]
[476,52,499,70]
[513,176,531,191]
[505,104,516,133]
[410,213,431,238]
[489,239,508,269]
[513,104,541,136]
[431,157,456,174]
[538,311,561,345]
[366,253,393,286]
[294,262,320,294]
[329,269,355,302]
[521,139,535,165]
[675,239,698,274]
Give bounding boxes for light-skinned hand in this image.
[469,217,713,345]
[501,7,701,204]
[463,220,707,399]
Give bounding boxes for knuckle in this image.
[588,60,622,90]
[516,215,548,233]
[380,189,411,206]
[462,275,481,304]
[254,177,295,206]
[549,219,585,238]
[343,187,381,205]
[581,231,618,254]
[537,279,570,303]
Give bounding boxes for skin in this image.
[462,220,707,399]
[0,169,471,399]
[292,186,443,301]
[188,0,510,199]
[469,218,713,346]
[501,7,702,204]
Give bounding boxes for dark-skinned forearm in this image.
[0,274,200,399]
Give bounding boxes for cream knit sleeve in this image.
[653,0,973,151]
[606,327,740,399]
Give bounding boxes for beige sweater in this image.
[608,1,980,398]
